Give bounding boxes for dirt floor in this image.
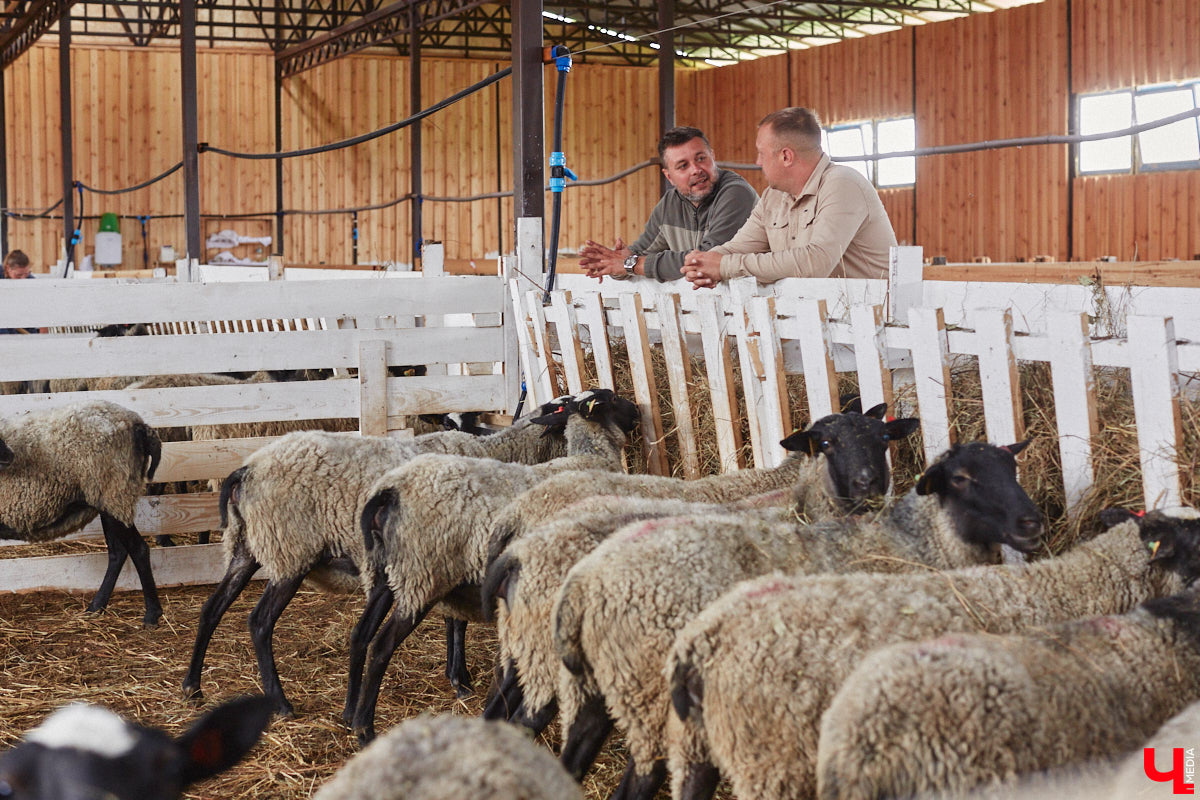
[0,582,698,799]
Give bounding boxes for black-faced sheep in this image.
[0,400,163,625]
[312,714,581,800]
[665,508,1200,800]
[181,393,576,716]
[0,695,271,800]
[348,388,640,744]
[816,509,1200,800]
[480,407,920,731]
[553,441,1042,799]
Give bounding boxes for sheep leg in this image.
[444,617,473,698]
[677,761,721,800]
[510,697,557,736]
[352,603,433,746]
[87,516,131,614]
[248,572,308,718]
[481,658,523,721]
[559,692,615,781]
[609,757,667,800]
[110,520,163,628]
[343,581,395,727]
[182,542,260,701]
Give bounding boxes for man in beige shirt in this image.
[683,107,897,287]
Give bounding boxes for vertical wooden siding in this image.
[6,1,1197,270]
[914,1,1069,262]
[1070,0,1200,261]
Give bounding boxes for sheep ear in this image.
[883,417,920,441]
[1001,440,1032,457]
[780,430,819,456]
[916,460,945,496]
[839,395,863,415]
[360,489,396,552]
[176,696,272,787]
[862,402,887,420]
[0,440,12,469]
[529,404,570,428]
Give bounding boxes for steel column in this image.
[58,13,74,270]
[0,66,8,256]
[511,0,543,220]
[658,0,674,195]
[180,0,201,263]
[410,6,422,263]
[274,61,285,256]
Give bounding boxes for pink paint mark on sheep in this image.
[744,578,791,599]
[620,516,688,543]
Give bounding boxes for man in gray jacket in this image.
[579,126,757,282]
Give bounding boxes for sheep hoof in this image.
[142,616,161,630]
[453,683,474,700]
[181,684,204,704]
[84,601,107,615]
[354,725,375,747]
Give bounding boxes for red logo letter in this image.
[1144,748,1196,794]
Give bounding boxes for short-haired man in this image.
[579,126,757,282]
[1,250,35,335]
[683,107,897,288]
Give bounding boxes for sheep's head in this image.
[0,438,12,469]
[780,403,919,513]
[528,390,640,438]
[1105,507,1200,583]
[0,696,272,800]
[916,441,1042,553]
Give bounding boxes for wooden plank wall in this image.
[1071,0,1200,261]
[914,1,1069,262]
[4,0,1197,270]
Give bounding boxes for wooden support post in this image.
[358,339,388,436]
[619,293,669,476]
[697,294,743,472]
[659,293,700,478]
[1128,315,1184,509]
[909,306,955,465]
[577,292,615,390]
[1047,311,1098,514]
[975,308,1025,445]
[850,303,894,414]
[550,290,587,394]
[795,298,839,423]
[749,296,791,467]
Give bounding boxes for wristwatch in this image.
[621,253,638,278]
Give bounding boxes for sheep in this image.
[312,714,582,800]
[0,695,272,800]
[0,400,164,626]
[916,697,1200,800]
[180,392,578,716]
[665,508,1200,800]
[549,440,1041,798]
[484,403,914,571]
[480,407,920,730]
[348,388,640,744]
[816,510,1200,800]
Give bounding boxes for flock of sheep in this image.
[3,380,1200,800]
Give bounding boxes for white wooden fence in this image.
[513,248,1200,517]
[4,245,1200,595]
[0,270,517,593]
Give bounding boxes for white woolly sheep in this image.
[313,714,581,800]
[816,510,1200,800]
[552,440,1042,798]
[484,403,913,569]
[181,393,577,716]
[0,400,163,625]
[665,509,1200,800]
[480,407,920,730]
[918,697,1200,800]
[348,388,641,744]
[0,695,272,800]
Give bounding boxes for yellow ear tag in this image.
[1149,540,1161,558]
[587,399,596,413]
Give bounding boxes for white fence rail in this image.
[520,256,1200,516]
[0,272,517,593]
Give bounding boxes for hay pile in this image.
[0,586,666,799]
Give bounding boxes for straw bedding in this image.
[0,583,663,799]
